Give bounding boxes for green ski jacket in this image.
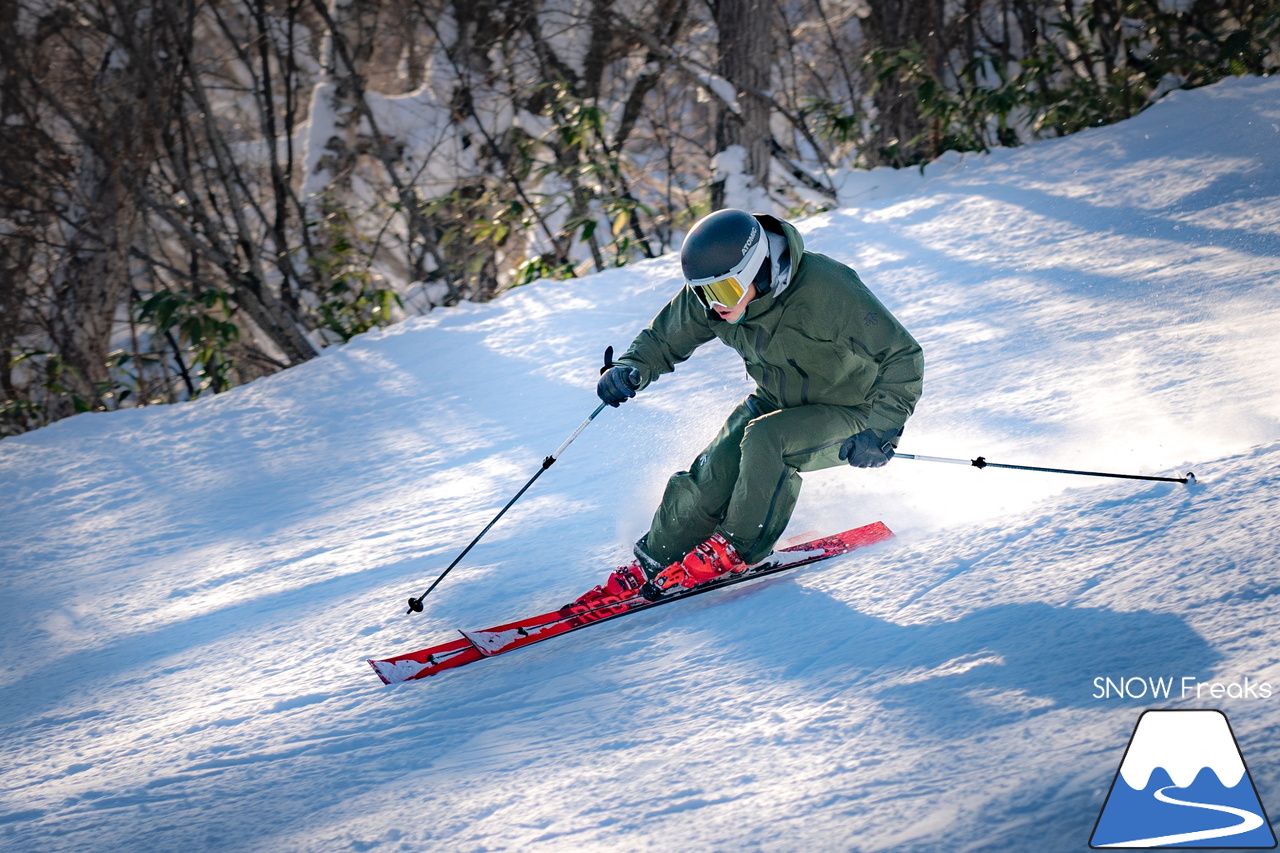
[617,215,924,439]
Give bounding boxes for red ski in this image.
[368,521,893,685]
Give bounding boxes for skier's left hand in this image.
[839,428,898,468]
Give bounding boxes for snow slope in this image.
[4,76,1280,852]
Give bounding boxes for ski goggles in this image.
[688,233,768,310]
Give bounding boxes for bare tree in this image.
[3,0,1276,437]
[711,0,776,207]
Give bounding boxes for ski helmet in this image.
[680,209,768,310]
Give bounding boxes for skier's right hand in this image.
[597,365,641,407]
[839,428,898,468]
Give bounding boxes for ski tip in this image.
[1184,471,1196,485]
[366,658,395,685]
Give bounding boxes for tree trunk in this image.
[48,0,169,415]
[862,0,934,166]
[711,0,774,209]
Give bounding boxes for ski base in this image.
[368,521,892,685]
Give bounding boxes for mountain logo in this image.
[1091,710,1277,848]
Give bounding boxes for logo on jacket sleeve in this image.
[1091,710,1276,848]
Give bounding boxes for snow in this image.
[4,75,1280,852]
[1118,711,1244,790]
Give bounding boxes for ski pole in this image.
[895,453,1195,484]
[407,347,622,615]
[407,401,608,614]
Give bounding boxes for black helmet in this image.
[681,209,764,281]
[680,209,769,310]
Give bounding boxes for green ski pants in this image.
[637,395,868,566]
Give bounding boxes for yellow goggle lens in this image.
[692,276,747,309]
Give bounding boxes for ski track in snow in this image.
[3,76,1280,852]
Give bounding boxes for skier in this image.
[595,208,924,601]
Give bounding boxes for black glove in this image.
[597,365,641,407]
[839,428,899,468]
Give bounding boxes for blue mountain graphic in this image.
[1092,766,1276,848]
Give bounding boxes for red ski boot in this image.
[559,562,647,624]
[641,533,745,600]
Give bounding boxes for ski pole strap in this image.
[895,453,1194,484]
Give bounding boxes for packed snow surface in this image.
[4,77,1280,852]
